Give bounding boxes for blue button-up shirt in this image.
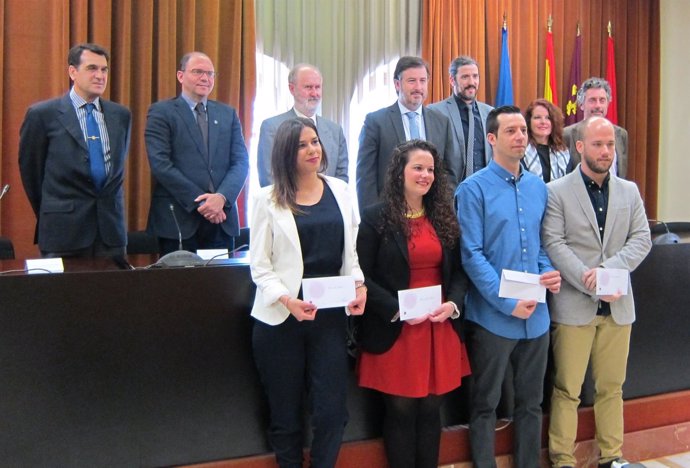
[456,160,554,339]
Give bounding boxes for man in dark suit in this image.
[257,64,348,186]
[356,56,456,211]
[563,77,628,178]
[145,51,249,255]
[19,43,132,258]
[428,55,493,183]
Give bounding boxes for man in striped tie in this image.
[19,43,132,258]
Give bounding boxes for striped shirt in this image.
[69,88,112,174]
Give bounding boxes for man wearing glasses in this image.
[145,51,248,255]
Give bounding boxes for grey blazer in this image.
[428,96,493,182]
[355,102,456,211]
[257,108,349,187]
[541,167,651,326]
[564,121,629,178]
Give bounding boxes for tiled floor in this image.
[642,451,690,467]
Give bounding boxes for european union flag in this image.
[496,25,514,107]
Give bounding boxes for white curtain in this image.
[255,0,421,151]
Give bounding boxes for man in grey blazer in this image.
[542,117,651,468]
[19,43,131,258]
[564,77,629,178]
[428,55,493,183]
[356,56,456,211]
[145,52,248,255]
[257,64,348,187]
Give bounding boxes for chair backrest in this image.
[126,231,159,255]
[0,236,15,260]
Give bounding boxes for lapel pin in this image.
[214,120,218,125]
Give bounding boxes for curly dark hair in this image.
[378,140,459,248]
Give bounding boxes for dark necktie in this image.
[85,103,106,191]
[195,102,209,155]
[465,106,475,178]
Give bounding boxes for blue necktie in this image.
[85,103,106,191]
[406,111,420,140]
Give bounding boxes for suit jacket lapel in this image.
[445,97,465,152]
[570,170,603,246]
[274,203,301,253]
[602,176,620,247]
[392,230,409,266]
[387,103,406,143]
[421,106,436,142]
[101,100,123,180]
[207,101,218,166]
[58,95,88,152]
[174,97,207,161]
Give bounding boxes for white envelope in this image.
[302,275,355,309]
[596,268,629,296]
[25,258,64,274]
[397,284,442,321]
[498,269,546,303]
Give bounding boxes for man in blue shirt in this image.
[456,105,561,468]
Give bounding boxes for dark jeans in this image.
[466,321,549,468]
[252,311,348,468]
[158,220,234,255]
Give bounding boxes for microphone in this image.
[169,204,183,251]
[649,219,680,245]
[203,244,249,266]
[0,184,9,200]
[154,204,204,267]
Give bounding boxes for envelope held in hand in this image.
[498,269,546,303]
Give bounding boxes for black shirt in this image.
[580,168,611,315]
[454,96,486,172]
[294,182,344,279]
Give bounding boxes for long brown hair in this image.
[378,140,459,248]
[524,99,566,151]
[270,117,328,213]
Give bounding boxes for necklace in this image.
[405,208,425,219]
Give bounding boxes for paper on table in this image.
[196,249,228,260]
[498,269,546,303]
[397,284,442,321]
[302,275,355,309]
[25,258,64,274]
[596,268,629,296]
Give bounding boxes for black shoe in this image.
[599,459,647,468]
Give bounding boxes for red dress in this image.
[358,216,471,397]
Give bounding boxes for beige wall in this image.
[658,0,690,221]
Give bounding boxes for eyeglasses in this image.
[184,68,217,78]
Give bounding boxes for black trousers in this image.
[466,321,549,468]
[252,311,348,468]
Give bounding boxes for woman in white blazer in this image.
[250,117,366,468]
[521,99,572,182]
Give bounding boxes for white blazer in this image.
[249,176,364,325]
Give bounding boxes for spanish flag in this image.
[544,21,558,104]
[605,22,618,125]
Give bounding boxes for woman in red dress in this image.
[356,139,471,468]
